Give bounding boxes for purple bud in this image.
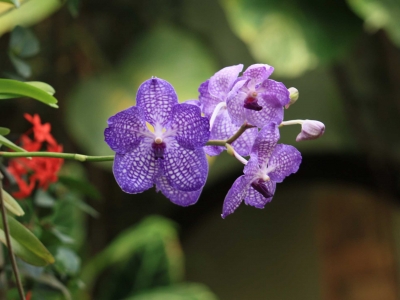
[296,120,325,142]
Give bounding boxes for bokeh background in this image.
[1,0,400,299]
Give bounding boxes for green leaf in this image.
[0,134,27,152]
[25,81,55,95]
[34,189,55,208]
[67,0,80,17]
[124,283,218,300]
[9,25,39,58]
[1,189,24,216]
[0,127,10,136]
[54,247,80,276]
[0,214,55,266]
[51,227,75,244]
[0,79,58,107]
[24,272,72,300]
[9,51,31,78]
[0,0,20,7]
[58,175,101,200]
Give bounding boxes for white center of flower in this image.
[262,174,270,181]
[154,137,163,144]
[251,91,258,98]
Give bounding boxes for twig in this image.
[0,172,25,300]
[0,152,114,162]
[206,123,255,146]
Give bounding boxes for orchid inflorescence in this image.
[104,64,325,218]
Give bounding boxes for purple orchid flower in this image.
[104,78,210,206]
[226,64,291,128]
[199,64,258,156]
[222,123,302,218]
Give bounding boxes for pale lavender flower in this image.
[104,78,210,206]
[226,64,290,128]
[296,120,325,142]
[222,123,302,218]
[199,65,258,156]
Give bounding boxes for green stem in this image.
[0,173,25,300]
[205,123,254,146]
[0,152,114,162]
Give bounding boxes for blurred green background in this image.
[1,0,400,299]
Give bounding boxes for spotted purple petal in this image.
[155,176,202,206]
[226,90,247,126]
[162,142,208,191]
[222,175,248,219]
[260,80,290,107]
[136,78,178,126]
[268,144,302,183]
[243,64,274,83]
[104,106,146,154]
[198,80,220,117]
[244,181,276,208]
[113,140,159,193]
[208,64,243,100]
[170,104,210,150]
[251,123,280,166]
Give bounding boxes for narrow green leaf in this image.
[0,93,21,99]
[51,227,75,244]
[54,247,80,276]
[0,127,10,136]
[1,189,24,216]
[0,134,27,152]
[25,81,55,95]
[0,79,58,107]
[0,214,55,266]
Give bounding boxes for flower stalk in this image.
[0,172,25,300]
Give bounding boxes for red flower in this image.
[7,114,63,199]
[26,291,32,300]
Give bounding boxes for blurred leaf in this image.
[0,0,63,36]
[26,81,55,95]
[0,127,10,135]
[124,283,218,300]
[9,25,39,57]
[0,214,55,266]
[51,227,75,244]
[66,25,216,161]
[220,0,362,77]
[0,0,19,7]
[347,0,400,47]
[0,134,27,152]
[2,189,24,216]
[67,0,79,17]
[58,175,101,200]
[54,247,80,276]
[32,273,72,300]
[0,79,58,107]
[82,216,184,289]
[73,200,99,218]
[9,51,31,78]
[34,189,55,208]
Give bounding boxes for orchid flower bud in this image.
[285,87,299,109]
[296,120,325,142]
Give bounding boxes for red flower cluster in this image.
[7,114,63,199]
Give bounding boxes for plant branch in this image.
[0,152,115,162]
[0,172,25,300]
[205,123,254,146]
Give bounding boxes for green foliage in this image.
[0,127,10,135]
[0,214,54,266]
[0,0,19,7]
[220,0,363,77]
[54,247,81,276]
[347,0,400,47]
[124,283,219,300]
[2,189,25,216]
[0,134,27,152]
[0,79,58,107]
[67,0,80,17]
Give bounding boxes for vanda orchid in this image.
[102,63,325,217]
[0,63,325,218]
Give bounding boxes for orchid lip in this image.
[244,96,263,111]
[151,141,166,160]
[251,178,273,198]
